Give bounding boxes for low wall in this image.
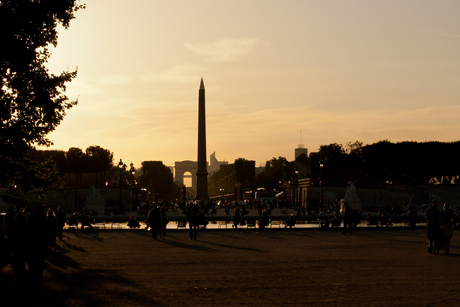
[307,185,427,211]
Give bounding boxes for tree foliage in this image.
[138,161,177,201]
[254,140,460,190]
[0,0,84,189]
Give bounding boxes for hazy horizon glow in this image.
[43,0,460,169]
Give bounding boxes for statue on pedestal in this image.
[84,185,105,216]
[340,182,362,212]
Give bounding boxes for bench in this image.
[246,220,257,228]
[270,220,283,228]
[177,220,187,230]
[379,218,393,227]
[93,217,106,229]
[218,220,228,229]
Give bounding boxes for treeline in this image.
[308,140,460,186]
[29,146,114,189]
[252,140,460,192]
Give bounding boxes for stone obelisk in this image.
[196,78,208,200]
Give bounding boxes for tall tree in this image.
[66,147,85,186]
[85,145,113,187]
[138,161,176,201]
[0,0,84,189]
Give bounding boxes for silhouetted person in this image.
[56,206,67,240]
[331,213,342,228]
[365,213,378,227]
[79,210,94,231]
[68,212,79,230]
[27,205,49,285]
[159,206,169,239]
[441,203,455,255]
[342,202,353,235]
[285,214,296,229]
[352,209,361,228]
[4,205,17,255]
[127,214,140,229]
[148,206,161,239]
[232,210,241,229]
[407,198,417,231]
[46,208,58,252]
[6,207,28,285]
[187,203,199,240]
[259,210,269,229]
[425,199,441,254]
[319,209,329,229]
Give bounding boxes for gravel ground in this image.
[1,227,459,307]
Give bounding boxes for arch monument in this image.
[175,160,198,190]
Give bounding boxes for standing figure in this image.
[232,210,241,229]
[425,200,441,254]
[4,205,17,255]
[259,210,269,229]
[26,205,49,285]
[441,203,455,255]
[187,203,199,240]
[148,206,161,239]
[56,206,67,240]
[46,209,58,252]
[407,198,418,231]
[342,202,353,235]
[159,206,169,239]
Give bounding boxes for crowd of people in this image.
[425,200,455,255]
[3,204,67,285]
[3,197,459,287]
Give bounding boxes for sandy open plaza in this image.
[1,227,459,307]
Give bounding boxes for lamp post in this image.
[320,162,324,205]
[130,162,136,211]
[118,159,125,214]
[220,187,224,203]
[294,168,299,209]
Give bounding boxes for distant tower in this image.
[295,130,308,159]
[196,78,209,200]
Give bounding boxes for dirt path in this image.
[2,228,459,306]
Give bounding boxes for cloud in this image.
[184,38,259,62]
[141,64,206,83]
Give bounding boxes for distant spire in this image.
[200,77,205,90]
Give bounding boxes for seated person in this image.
[379,212,392,226]
[331,213,341,228]
[259,210,269,229]
[352,209,361,228]
[68,212,79,229]
[79,211,94,231]
[365,213,379,226]
[285,214,296,228]
[127,214,141,229]
[319,210,329,228]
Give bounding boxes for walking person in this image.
[46,208,58,252]
[187,203,199,240]
[407,198,418,231]
[342,202,353,235]
[159,206,169,239]
[441,203,455,255]
[56,206,67,240]
[148,206,161,239]
[232,210,241,229]
[425,200,441,254]
[26,205,49,285]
